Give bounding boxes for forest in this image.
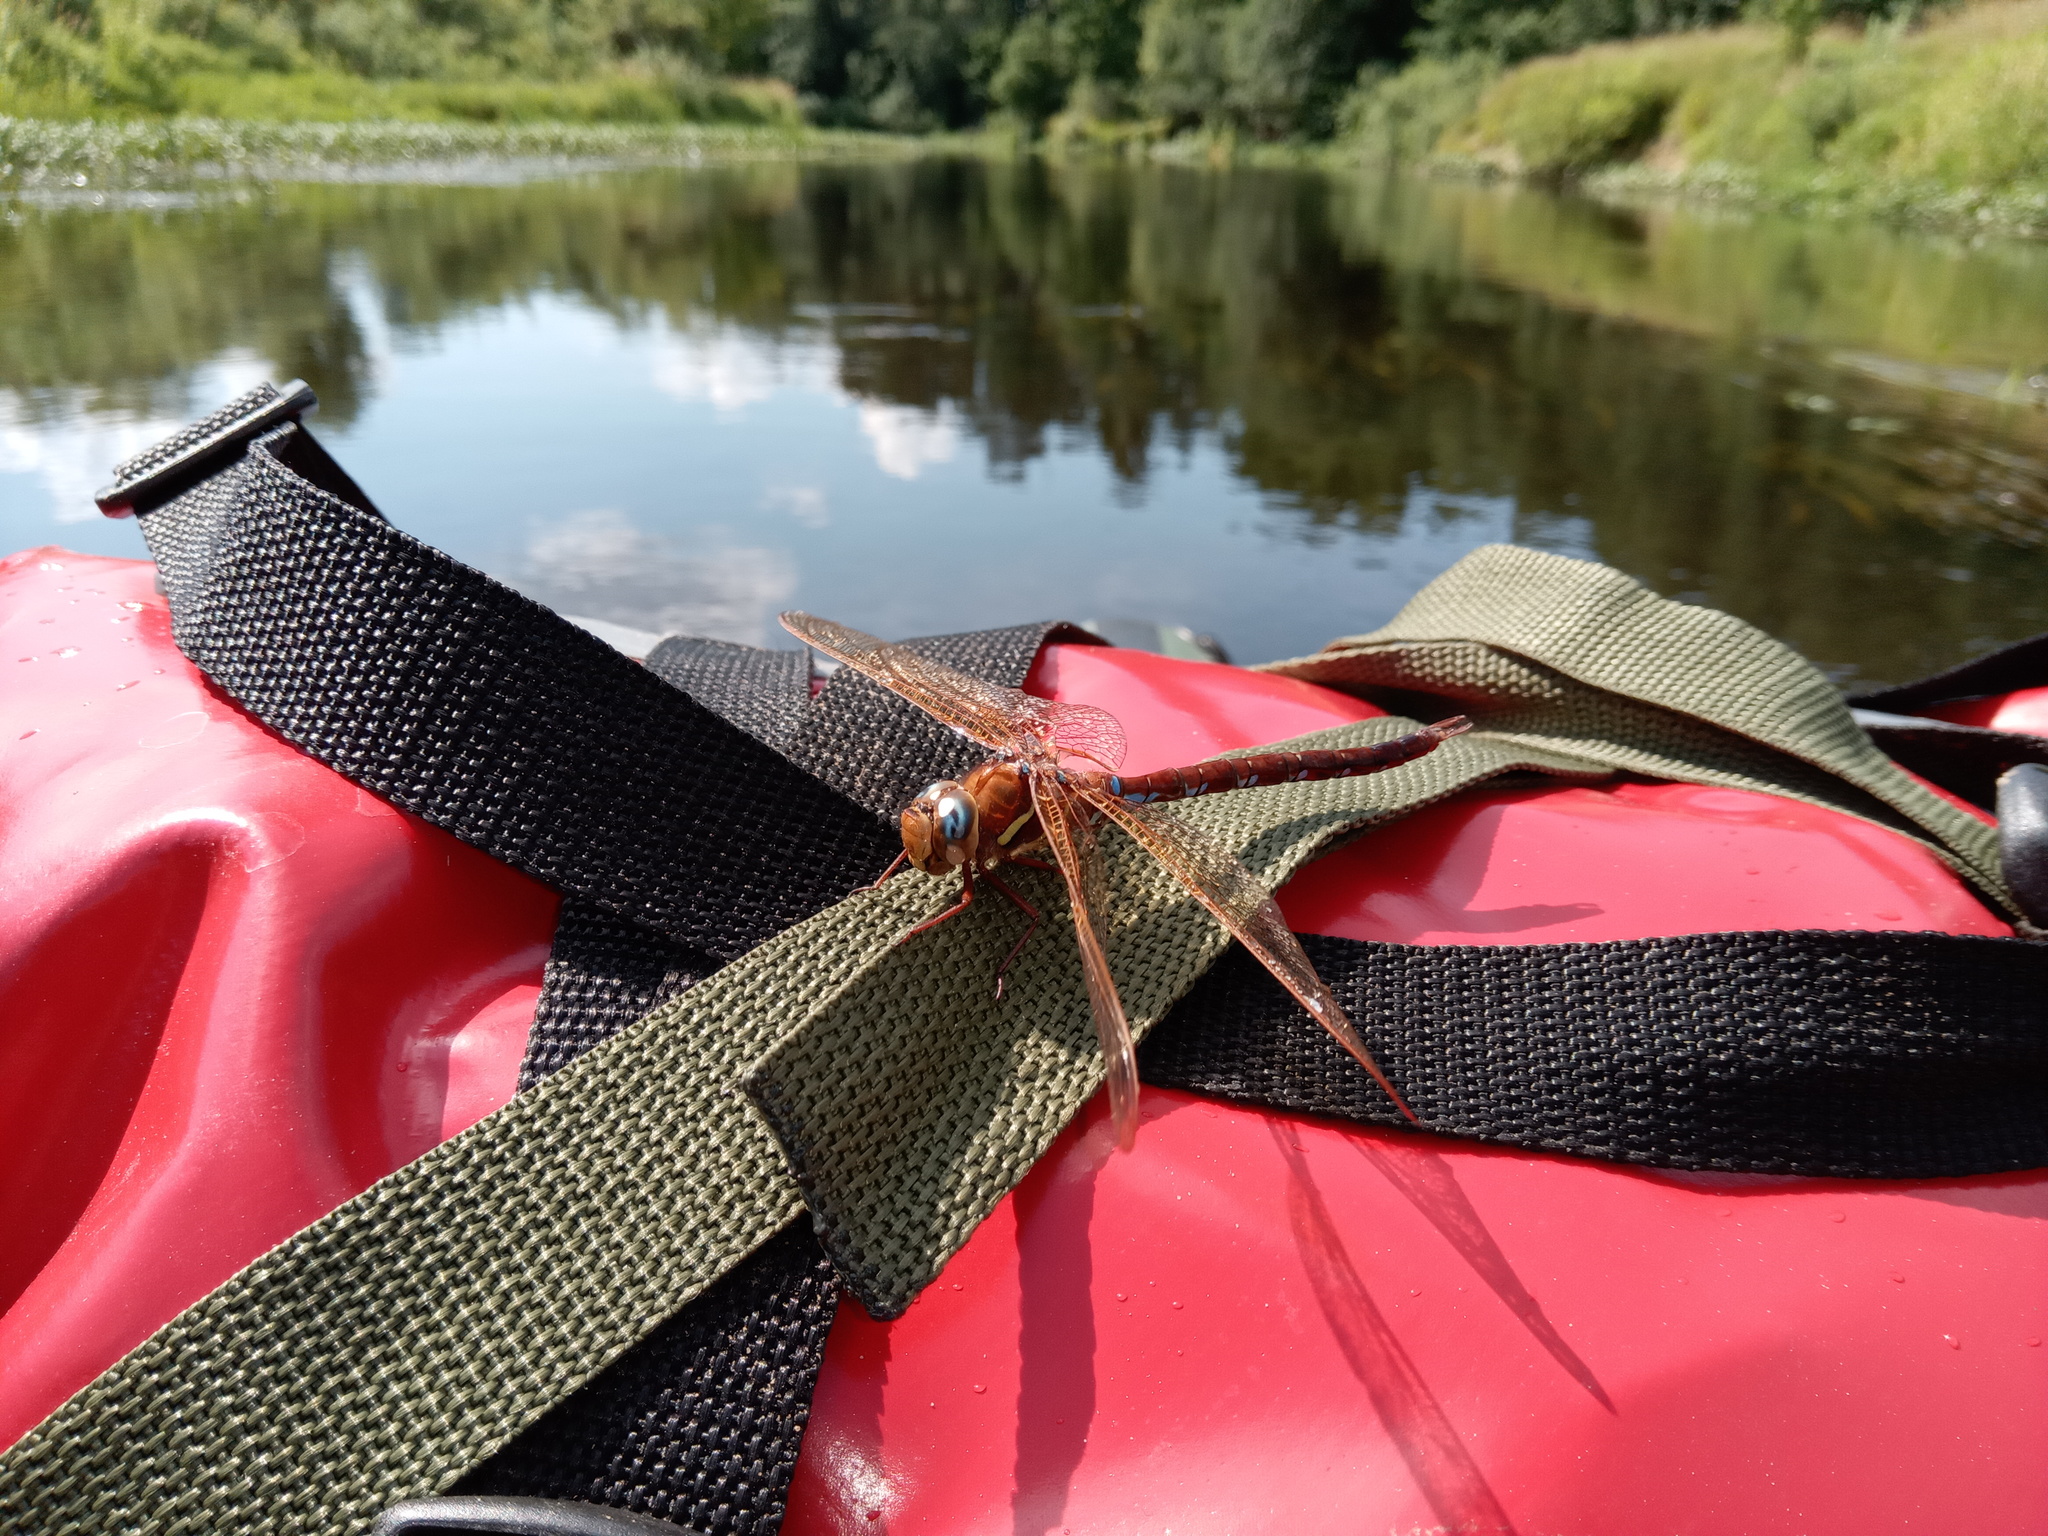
[1,0,1910,137]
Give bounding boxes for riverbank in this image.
[8,2,2048,239]
[1345,0,2048,237]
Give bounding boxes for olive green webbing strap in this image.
[0,548,2010,1534]
[1254,543,2006,902]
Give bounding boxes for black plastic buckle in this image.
[94,378,318,519]
[2002,762,2048,930]
[371,1496,700,1535]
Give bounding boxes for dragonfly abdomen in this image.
[1101,717,1471,804]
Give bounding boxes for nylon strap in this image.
[0,397,2023,1531]
[1144,929,2048,1177]
[1848,625,2048,715]
[1251,543,2011,909]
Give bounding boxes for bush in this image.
[1338,51,1496,159]
[1903,26,2048,185]
[1412,0,1743,63]
[1443,32,1743,172]
[1433,0,2048,198]
[1,0,801,120]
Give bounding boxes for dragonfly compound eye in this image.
[903,780,980,874]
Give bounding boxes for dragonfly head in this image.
[902,779,980,875]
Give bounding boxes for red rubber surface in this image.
[1,549,2040,1534]
[1925,685,2048,739]
[0,550,558,1453]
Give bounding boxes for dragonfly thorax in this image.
[900,760,1044,876]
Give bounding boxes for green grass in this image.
[1339,0,2048,234]
[161,69,802,127]
[0,60,802,130]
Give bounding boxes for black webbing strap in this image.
[1849,709,2048,811]
[1840,632,2048,813]
[645,638,811,754]
[454,1222,840,1533]
[1143,929,2048,1178]
[135,402,896,964]
[1849,628,2048,715]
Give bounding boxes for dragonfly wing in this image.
[780,612,1126,771]
[1075,783,1417,1123]
[1032,770,1142,1149]
[1042,702,1127,773]
[780,611,1027,753]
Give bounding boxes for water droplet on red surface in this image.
[114,681,137,692]
[1830,1212,1846,1222]
[2026,1338,2041,1348]
[54,648,78,658]
[120,601,144,611]
[1171,1300,1183,1309]
[1944,1335,1961,1349]
[972,1383,985,1393]
[1115,1292,1127,1301]
[1891,1274,1906,1283]
[17,730,35,740]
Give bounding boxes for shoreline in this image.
[6,113,2048,244]
[1461,157,2048,242]
[0,118,933,190]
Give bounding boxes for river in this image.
[3,156,2045,682]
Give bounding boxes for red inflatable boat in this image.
[2,540,2045,1534]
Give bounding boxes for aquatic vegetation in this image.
[0,116,917,185]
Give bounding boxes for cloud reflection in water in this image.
[509,507,796,648]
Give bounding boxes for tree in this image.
[992,10,1072,128]
[1137,0,1231,129]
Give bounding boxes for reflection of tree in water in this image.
[2,160,2044,682]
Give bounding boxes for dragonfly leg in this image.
[981,867,1041,1001]
[1007,855,1055,873]
[858,849,911,893]
[897,865,976,944]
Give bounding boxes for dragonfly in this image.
[781,612,1472,1150]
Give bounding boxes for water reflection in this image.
[2,159,2044,680]
[511,508,796,647]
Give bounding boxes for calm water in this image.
[4,158,2047,683]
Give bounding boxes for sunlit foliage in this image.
[1415,0,2048,192]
